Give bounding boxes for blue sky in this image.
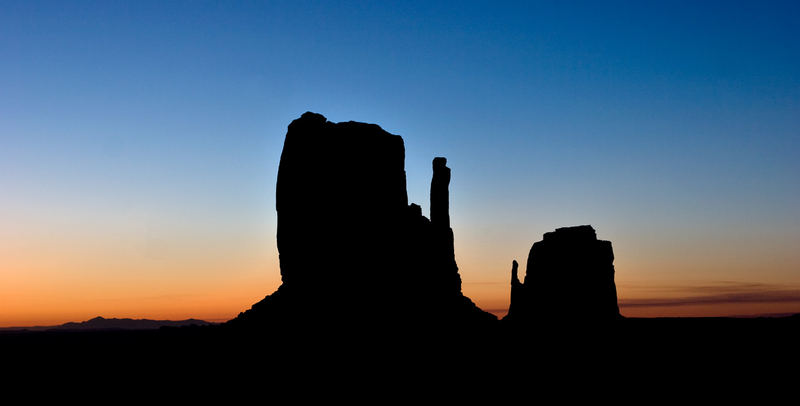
[2,1,799,322]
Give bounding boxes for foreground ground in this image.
[3,316,798,392]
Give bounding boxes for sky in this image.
[2,1,799,326]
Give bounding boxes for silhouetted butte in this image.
[505,225,621,324]
[229,112,494,330]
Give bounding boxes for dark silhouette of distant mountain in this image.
[0,316,213,332]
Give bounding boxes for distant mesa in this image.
[229,112,495,328]
[56,316,213,331]
[0,316,213,332]
[504,225,622,323]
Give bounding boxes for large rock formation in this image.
[229,112,494,329]
[505,225,621,323]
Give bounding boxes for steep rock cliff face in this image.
[505,225,621,323]
[229,112,494,328]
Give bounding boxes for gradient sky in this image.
[2,1,800,326]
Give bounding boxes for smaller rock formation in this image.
[505,225,621,323]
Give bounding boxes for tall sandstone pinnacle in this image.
[505,225,622,323]
[230,112,494,328]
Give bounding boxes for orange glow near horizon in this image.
[3,222,800,327]
[0,270,282,327]
[0,226,284,327]
[4,274,800,327]
[4,249,800,326]
[6,276,800,327]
